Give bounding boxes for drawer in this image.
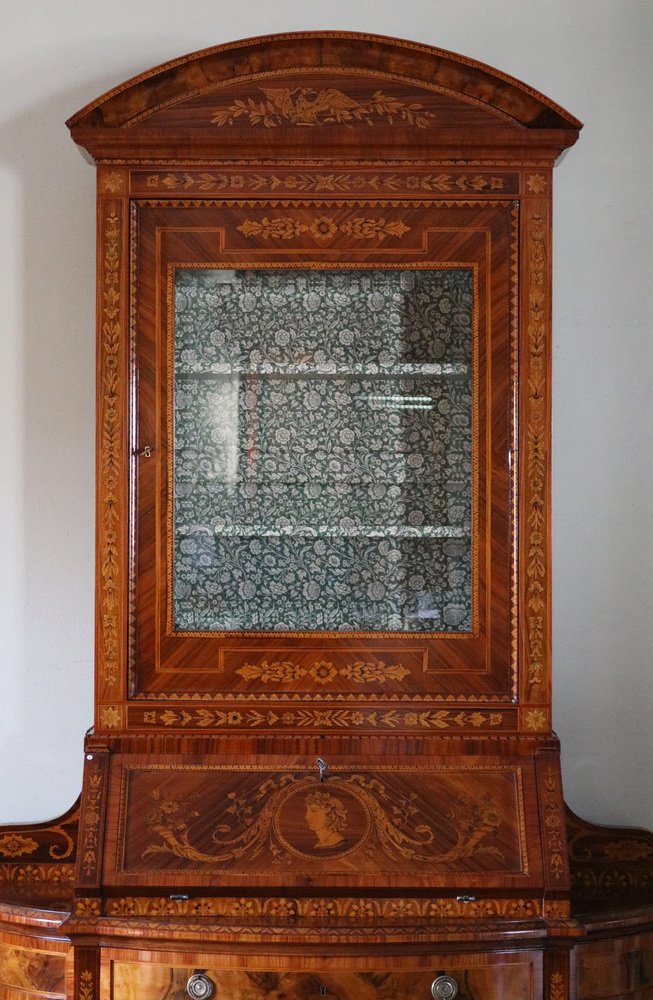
[575,931,653,999]
[0,939,67,998]
[109,957,542,1000]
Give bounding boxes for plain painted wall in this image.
[1,0,651,829]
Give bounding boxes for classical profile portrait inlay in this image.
[274,784,372,860]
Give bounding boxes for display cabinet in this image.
[1,30,652,1000]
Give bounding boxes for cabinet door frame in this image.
[130,197,518,720]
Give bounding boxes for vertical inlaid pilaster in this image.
[95,170,129,728]
[74,946,100,1000]
[519,181,553,722]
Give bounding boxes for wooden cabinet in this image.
[1,28,651,1000]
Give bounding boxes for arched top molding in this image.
[68,32,581,162]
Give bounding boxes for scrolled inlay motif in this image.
[141,772,505,868]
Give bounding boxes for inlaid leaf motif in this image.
[210,87,437,128]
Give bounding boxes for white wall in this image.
[1,0,651,830]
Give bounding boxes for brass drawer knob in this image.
[431,976,458,1000]
[187,973,216,999]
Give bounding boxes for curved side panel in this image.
[0,799,79,910]
[567,806,653,913]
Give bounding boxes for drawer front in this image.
[576,930,653,999]
[0,940,67,998]
[110,959,542,1000]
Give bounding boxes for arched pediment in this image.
[68,32,581,161]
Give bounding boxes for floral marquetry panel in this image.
[173,268,474,634]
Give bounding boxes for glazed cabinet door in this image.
[129,198,518,730]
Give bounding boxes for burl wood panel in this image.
[0,902,72,1000]
[0,941,67,998]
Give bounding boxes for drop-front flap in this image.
[98,753,552,895]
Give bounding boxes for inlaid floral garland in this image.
[211,87,437,128]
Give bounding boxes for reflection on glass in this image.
[173,269,473,632]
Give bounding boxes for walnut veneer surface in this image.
[2,31,651,1000]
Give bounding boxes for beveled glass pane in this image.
[173,269,474,632]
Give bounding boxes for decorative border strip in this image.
[97,205,124,692]
[525,213,548,690]
[0,863,75,888]
[139,170,512,196]
[132,690,514,703]
[138,196,514,210]
[510,204,520,700]
[538,760,568,885]
[103,894,541,919]
[67,917,545,942]
[136,706,506,731]
[77,754,108,889]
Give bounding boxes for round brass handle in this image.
[187,973,216,999]
[431,976,458,1000]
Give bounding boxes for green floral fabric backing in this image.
[173,268,473,632]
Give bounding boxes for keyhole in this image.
[320,987,328,997]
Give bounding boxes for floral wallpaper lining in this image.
[173,268,473,632]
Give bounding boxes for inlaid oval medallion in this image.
[273,783,372,860]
